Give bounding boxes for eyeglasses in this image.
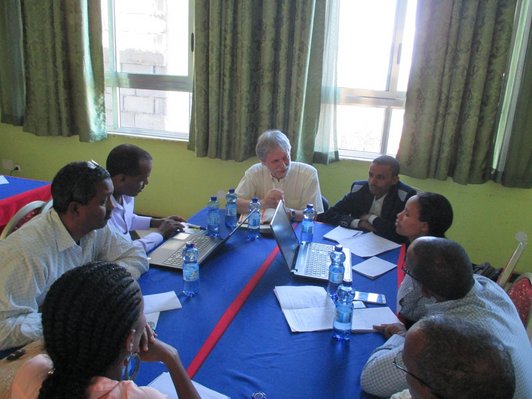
[401,263,418,281]
[393,351,443,399]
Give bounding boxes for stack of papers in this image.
[352,256,397,279]
[323,227,401,257]
[149,372,230,398]
[274,286,400,333]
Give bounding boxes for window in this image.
[100,0,193,140]
[336,0,417,159]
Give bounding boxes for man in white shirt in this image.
[0,161,149,350]
[106,144,185,253]
[235,129,324,221]
[360,237,532,399]
[393,314,515,399]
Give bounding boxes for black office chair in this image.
[322,195,329,212]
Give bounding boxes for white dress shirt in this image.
[0,209,148,350]
[235,162,324,213]
[108,195,163,253]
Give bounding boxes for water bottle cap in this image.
[251,197,259,203]
[228,188,235,193]
[334,244,343,251]
[306,203,314,209]
[210,196,217,201]
[185,242,195,248]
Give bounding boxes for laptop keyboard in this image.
[305,242,332,278]
[162,235,214,267]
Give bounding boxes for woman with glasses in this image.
[10,262,200,399]
[394,192,453,326]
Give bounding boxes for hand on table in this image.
[373,323,406,339]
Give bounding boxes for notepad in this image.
[352,256,397,279]
[274,285,400,333]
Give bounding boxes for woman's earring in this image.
[121,352,140,381]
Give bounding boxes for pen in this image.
[186,223,206,230]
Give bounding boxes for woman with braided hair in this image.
[10,262,200,399]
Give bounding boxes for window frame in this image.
[336,0,413,159]
[102,0,194,141]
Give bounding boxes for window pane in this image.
[111,0,189,76]
[110,88,191,134]
[387,109,404,155]
[397,0,417,91]
[337,0,397,90]
[337,105,385,153]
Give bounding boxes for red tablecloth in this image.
[0,176,51,230]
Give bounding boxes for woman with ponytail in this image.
[10,262,200,399]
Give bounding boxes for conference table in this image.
[137,208,401,398]
[0,176,51,231]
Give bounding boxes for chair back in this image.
[497,232,528,288]
[0,200,46,240]
[507,272,532,342]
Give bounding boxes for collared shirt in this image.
[0,210,148,351]
[396,274,435,322]
[11,354,166,399]
[235,162,324,213]
[108,195,163,253]
[360,276,532,398]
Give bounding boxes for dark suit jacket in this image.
[318,180,417,243]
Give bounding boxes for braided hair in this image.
[38,262,142,399]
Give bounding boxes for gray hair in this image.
[255,130,291,161]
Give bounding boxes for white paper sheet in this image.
[0,175,8,185]
[323,226,363,242]
[339,232,401,257]
[145,312,160,330]
[352,256,397,279]
[143,291,182,314]
[273,286,400,333]
[148,372,230,399]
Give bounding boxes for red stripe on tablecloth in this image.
[397,243,406,287]
[187,246,280,377]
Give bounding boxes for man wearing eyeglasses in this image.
[0,161,149,351]
[391,315,515,399]
[360,237,532,398]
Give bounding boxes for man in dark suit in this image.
[318,155,416,243]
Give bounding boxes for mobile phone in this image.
[353,291,387,305]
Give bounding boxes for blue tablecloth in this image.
[136,210,399,398]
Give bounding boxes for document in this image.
[145,311,160,330]
[149,372,230,399]
[352,256,397,279]
[339,232,401,257]
[0,175,8,185]
[274,286,400,333]
[143,291,182,314]
[323,225,363,242]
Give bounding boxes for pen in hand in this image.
[186,223,206,230]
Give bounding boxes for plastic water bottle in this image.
[225,188,237,229]
[300,203,316,244]
[332,280,355,341]
[247,197,261,241]
[206,196,220,237]
[182,242,199,296]
[326,245,346,300]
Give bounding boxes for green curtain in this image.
[502,35,532,187]
[17,0,106,142]
[397,0,517,184]
[0,1,25,125]
[189,0,326,162]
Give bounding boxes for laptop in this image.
[146,211,255,269]
[271,200,352,281]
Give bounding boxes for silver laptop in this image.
[271,200,352,281]
[147,212,254,269]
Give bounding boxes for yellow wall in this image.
[1,123,531,273]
